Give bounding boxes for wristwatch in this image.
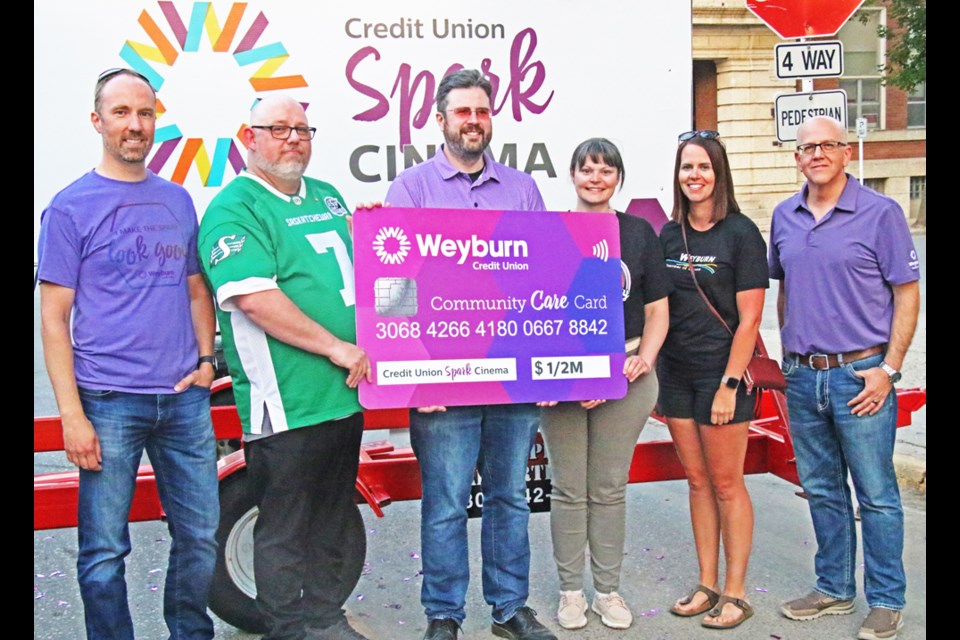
[722,376,740,390]
[198,355,218,374]
[879,361,902,384]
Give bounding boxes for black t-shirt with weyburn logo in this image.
[659,210,769,369]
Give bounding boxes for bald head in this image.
[250,95,307,125]
[797,115,847,146]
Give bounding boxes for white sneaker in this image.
[592,591,633,629]
[557,590,588,630]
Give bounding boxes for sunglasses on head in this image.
[96,67,152,87]
[678,130,721,143]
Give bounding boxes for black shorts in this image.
[657,358,757,426]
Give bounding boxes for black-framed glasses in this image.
[445,107,492,120]
[796,141,847,156]
[678,130,721,143]
[250,125,317,141]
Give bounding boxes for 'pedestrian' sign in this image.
[775,90,848,142]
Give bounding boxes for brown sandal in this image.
[701,595,754,629]
[670,584,721,617]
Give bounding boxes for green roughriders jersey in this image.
[199,172,361,436]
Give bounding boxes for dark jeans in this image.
[76,385,219,640]
[244,415,365,640]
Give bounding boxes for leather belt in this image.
[793,345,885,370]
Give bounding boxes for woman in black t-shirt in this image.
[540,138,672,631]
[658,131,768,630]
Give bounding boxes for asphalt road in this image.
[34,236,926,640]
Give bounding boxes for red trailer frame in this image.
[34,381,927,530]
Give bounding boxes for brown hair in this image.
[670,136,739,224]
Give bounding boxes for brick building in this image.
[691,0,925,229]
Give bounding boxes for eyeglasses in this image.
[250,125,317,141]
[445,107,492,120]
[678,130,720,143]
[796,141,847,156]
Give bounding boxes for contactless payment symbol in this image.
[591,239,610,262]
[373,227,412,265]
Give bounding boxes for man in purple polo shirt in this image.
[385,69,556,640]
[770,116,920,640]
[37,68,220,639]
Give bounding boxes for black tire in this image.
[209,470,367,633]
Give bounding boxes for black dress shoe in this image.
[491,607,558,640]
[423,617,459,640]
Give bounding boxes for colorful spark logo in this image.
[118,1,308,186]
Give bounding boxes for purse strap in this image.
[680,220,734,338]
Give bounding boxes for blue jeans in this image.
[410,404,539,625]
[77,385,220,640]
[782,353,905,610]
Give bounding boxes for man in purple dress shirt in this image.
[385,69,556,640]
[771,116,920,640]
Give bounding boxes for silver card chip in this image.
[375,277,417,317]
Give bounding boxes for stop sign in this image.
[746,0,865,39]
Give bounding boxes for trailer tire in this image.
[209,470,367,633]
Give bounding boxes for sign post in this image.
[748,0,867,140]
[856,116,868,180]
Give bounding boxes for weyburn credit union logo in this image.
[373,227,412,265]
[118,2,308,187]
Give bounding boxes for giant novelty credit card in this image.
[354,207,626,409]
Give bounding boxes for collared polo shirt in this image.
[385,145,545,211]
[769,174,920,355]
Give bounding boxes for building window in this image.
[908,82,925,128]
[910,176,925,200]
[863,178,886,193]
[839,9,883,129]
[909,176,925,223]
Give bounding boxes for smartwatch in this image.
[198,355,218,374]
[722,376,740,390]
[879,361,902,384]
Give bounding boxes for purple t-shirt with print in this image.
[37,170,202,393]
[769,175,920,355]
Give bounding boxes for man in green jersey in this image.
[199,95,371,640]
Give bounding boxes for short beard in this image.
[443,123,491,165]
[105,137,151,164]
[250,154,308,184]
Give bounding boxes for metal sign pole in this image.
[856,117,868,181]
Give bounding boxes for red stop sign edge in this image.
[746,0,866,39]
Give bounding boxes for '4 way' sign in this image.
[775,41,844,79]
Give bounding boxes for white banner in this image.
[34,1,691,257]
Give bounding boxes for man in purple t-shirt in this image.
[37,69,220,640]
[770,116,920,640]
[384,69,555,640]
